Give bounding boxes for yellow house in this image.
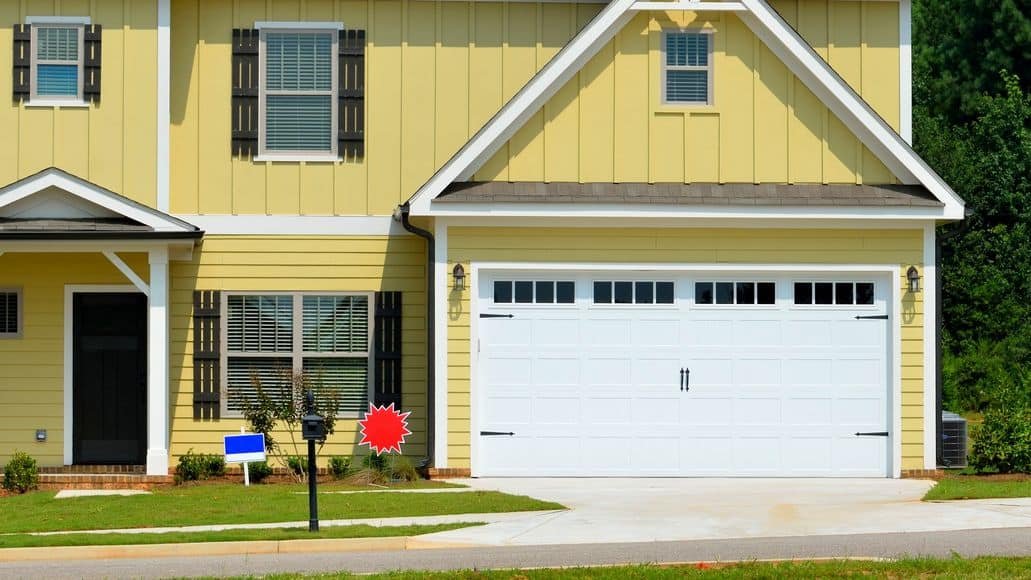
[0,0,962,479]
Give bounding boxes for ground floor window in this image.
[222,292,371,416]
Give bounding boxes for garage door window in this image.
[695,281,775,305]
[593,281,674,305]
[494,281,574,304]
[794,281,875,306]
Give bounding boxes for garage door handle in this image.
[480,313,514,319]
[680,368,690,392]
[855,314,889,320]
[480,431,515,436]
[855,431,890,437]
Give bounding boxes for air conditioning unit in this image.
[941,411,968,468]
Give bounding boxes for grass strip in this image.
[924,477,1031,501]
[0,485,563,534]
[251,557,1031,579]
[0,522,479,549]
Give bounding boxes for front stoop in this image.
[901,469,946,479]
[8,467,174,490]
[426,468,471,480]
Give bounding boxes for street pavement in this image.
[1,527,1029,579]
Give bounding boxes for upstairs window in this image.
[34,25,82,100]
[663,31,712,105]
[260,29,337,158]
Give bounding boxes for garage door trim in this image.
[468,262,904,478]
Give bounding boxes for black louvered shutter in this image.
[193,291,221,420]
[338,29,365,159]
[373,292,402,408]
[83,24,102,103]
[13,24,30,101]
[231,29,259,156]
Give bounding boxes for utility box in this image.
[941,411,968,468]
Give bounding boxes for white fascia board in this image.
[25,16,91,24]
[255,21,344,30]
[735,0,964,215]
[177,215,406,236]
[425,202,953,221]
[0,168,198,233]
[631,2,746,11]
[407,0,640,214]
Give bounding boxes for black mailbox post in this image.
[301,391,326,532]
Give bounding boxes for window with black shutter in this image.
[193,291,221,420]
[0,289,22,338]
[13,19,101,105]
[374,292,402,408]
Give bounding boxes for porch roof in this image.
[0,217,202,240]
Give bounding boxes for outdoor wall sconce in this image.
[453,263,466,292]
[907,266,921,293]
[35,429,46,442]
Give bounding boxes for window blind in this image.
[226,357,292,412]
[302,295,368,353]
[664,32,710,104]
[226,295,293,352]
[36,26,79,97]
[666,32,707,67]
[303,358,368,414]
[264,31,334,153]
[37,27,77,60]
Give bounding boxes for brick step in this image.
[39,465,146,475]
[36,474,172,491]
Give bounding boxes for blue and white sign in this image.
[224,433,266,463]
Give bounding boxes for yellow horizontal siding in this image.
[172,0,901,216]
[446,227,925,471]
[0,0,157,205]
[0,252,149,467]
[168,235,428,463]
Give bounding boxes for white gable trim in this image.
[407,0,963,219]
[0,168,198,233]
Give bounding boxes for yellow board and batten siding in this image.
[167,236,428,462]
[0,253,150,466]
[0,0,157,206]
[446,228,926,471]
[171,1,901,217]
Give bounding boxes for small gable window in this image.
[0,289,22,338]
[663,30,712,105]
[14,18,100,106]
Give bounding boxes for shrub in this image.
[385,455,419,482]
[175,450,225,484]
[286,455,308,479]
[360,453,385,472]
[247,461,272,483]
[2,451,40,494]
[328,456,351,479]
[969,406,1031,474]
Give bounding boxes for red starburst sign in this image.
[358,403,412,455]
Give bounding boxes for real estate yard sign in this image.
[224,432,266,485]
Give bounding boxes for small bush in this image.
[385,455,419,482]
[2,451,40,494]
[328,456,351,479]
[247,461,272,483]
[360,453,385,472]
[286,455,308,478]
[969,406,1031,474]
[175,450,226,484]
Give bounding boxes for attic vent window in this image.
[663,30,713,105]
[0,289,22,338]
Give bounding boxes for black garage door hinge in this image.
[480,313,514,319]
[480,431,515,436]
[855,431,890,437]
[855,314,889,320]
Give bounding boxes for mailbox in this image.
[302,411,326,441]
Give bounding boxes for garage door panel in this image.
[477,271,891,477]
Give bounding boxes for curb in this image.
[0,536,471,562]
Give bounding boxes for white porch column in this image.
[146,248,170,476]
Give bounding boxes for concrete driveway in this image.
[421,478,1031,546]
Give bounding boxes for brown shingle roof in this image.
[436,182,944,207]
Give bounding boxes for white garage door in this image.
[476,271,892,477]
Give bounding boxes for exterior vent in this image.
[941,411,968,468]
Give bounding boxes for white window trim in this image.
[258,28,340,160]
[0,287,23,339]
[29,22,86,105]
[661,28,715,106]
[219,291,373,419]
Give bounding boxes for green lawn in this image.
[250,558,1031,579]
[0,522,479,549]
[0,484,563,534]
[924,477,1031,501]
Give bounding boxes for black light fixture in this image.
[907,266,921,293]
[452,263,466,291]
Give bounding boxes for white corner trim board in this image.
[157,0,171,213]
[406,0,963,220]
[899,0,913,144]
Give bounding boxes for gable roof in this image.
[0,168,201,238]
[407,0,964,220]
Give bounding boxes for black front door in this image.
[73,293,147,465]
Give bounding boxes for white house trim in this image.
[900,0,913,144]
[157,0,171,212]
[434,220,449,467]
[630,2,746,10]
[468,261,904,478]
[147,248,170,476]
[63,284,140,467]
[0,168,199,233]
[255,21,345,30]
[103,251,150,296]
[427,203,952,221]
[176,215,405,236]
[408,0,640,214]
[25,16,91,24]
[923,222,937,469]
[406,0,964,220]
